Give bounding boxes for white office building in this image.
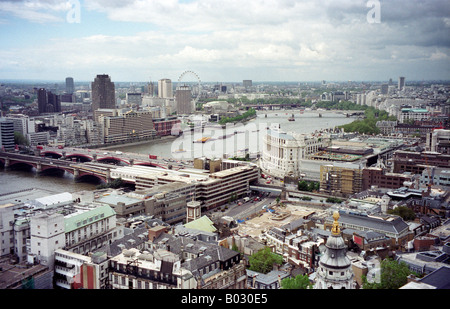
[0,118,15,151]
[29,212,66,269]
[399,108,430,123]
[28,204,120,270]
[260,127,331,179]
[158,78,173,99]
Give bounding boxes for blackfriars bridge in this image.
[0,147,190,184]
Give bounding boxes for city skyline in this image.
[0,0,449,83]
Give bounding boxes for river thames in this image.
[0,110,355,200]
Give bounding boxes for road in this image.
[207,193,276,222]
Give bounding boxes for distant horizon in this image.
[2,78,450,85]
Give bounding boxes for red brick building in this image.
[392,150,450,174]
[152,117,181,136]
[362,167,414,190]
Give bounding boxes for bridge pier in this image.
[36,162,42,173]
[92,154,97,163]
[106,168,112,184]
[129,158,134,166]
[4,157,10,168]
[62,151,66,159]
[73,168,79,179]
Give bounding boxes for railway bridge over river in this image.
[0,147,191,184]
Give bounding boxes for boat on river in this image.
[193,137,212,143]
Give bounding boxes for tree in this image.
[218,108,256,125]
[387,206,416,221]
[307,181,317,192]
[326,197,343,203]
[362,258,414,289]
[231,243,240,253]
[298,180,309,191]
[338,106,397,135]
[96,177,124,189]
[14,132,29,146]
[248,247,284,274]
[298,180,319,192]
[281,274,312,289]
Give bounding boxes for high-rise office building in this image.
[47,91,61,113]
[38,88,47,114]
[158,79,173,98]
[91,74,116,112]
[0,118,15,151]
[147,81,155,96]
[175,85,192,115]
[243,80,252,88]
[98,110,156,144]
[37,88,61,114]
[65,77,74,94]
[398,76,405,91]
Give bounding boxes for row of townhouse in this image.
[261,219,323,273]
[53,226,246,289]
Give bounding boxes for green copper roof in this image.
[401,108,429,113]
[65,205,116,233]
[184,215,217,233]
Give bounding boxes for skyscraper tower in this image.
[0,118,15,151]
[47,91,61,113]
[175,85,193,115]
[65,77,74,94]
[148,80,155,97]
[158,78,173,98]
[398,76,405,91]
[37,88,60,114]
[91,74,116,112]
[314,211,355,289]
[37,88,48,114]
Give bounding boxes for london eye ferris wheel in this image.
[177,70,203,104]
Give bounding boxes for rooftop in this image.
[418,266,450,289]
[246,269,289,285]
[401,108,429,113]
[97,193,141,206]
[64,204,116,233]
[184,215,217,233]
[331,212,410,235]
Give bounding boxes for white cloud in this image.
[0,0,449,81]
[0,0,70,23]
[430,50,449,61]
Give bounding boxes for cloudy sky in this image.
[0,0,449,83]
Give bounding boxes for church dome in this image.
[325,233,346,250]
[319,235,352,269]
[314,211,355,289]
